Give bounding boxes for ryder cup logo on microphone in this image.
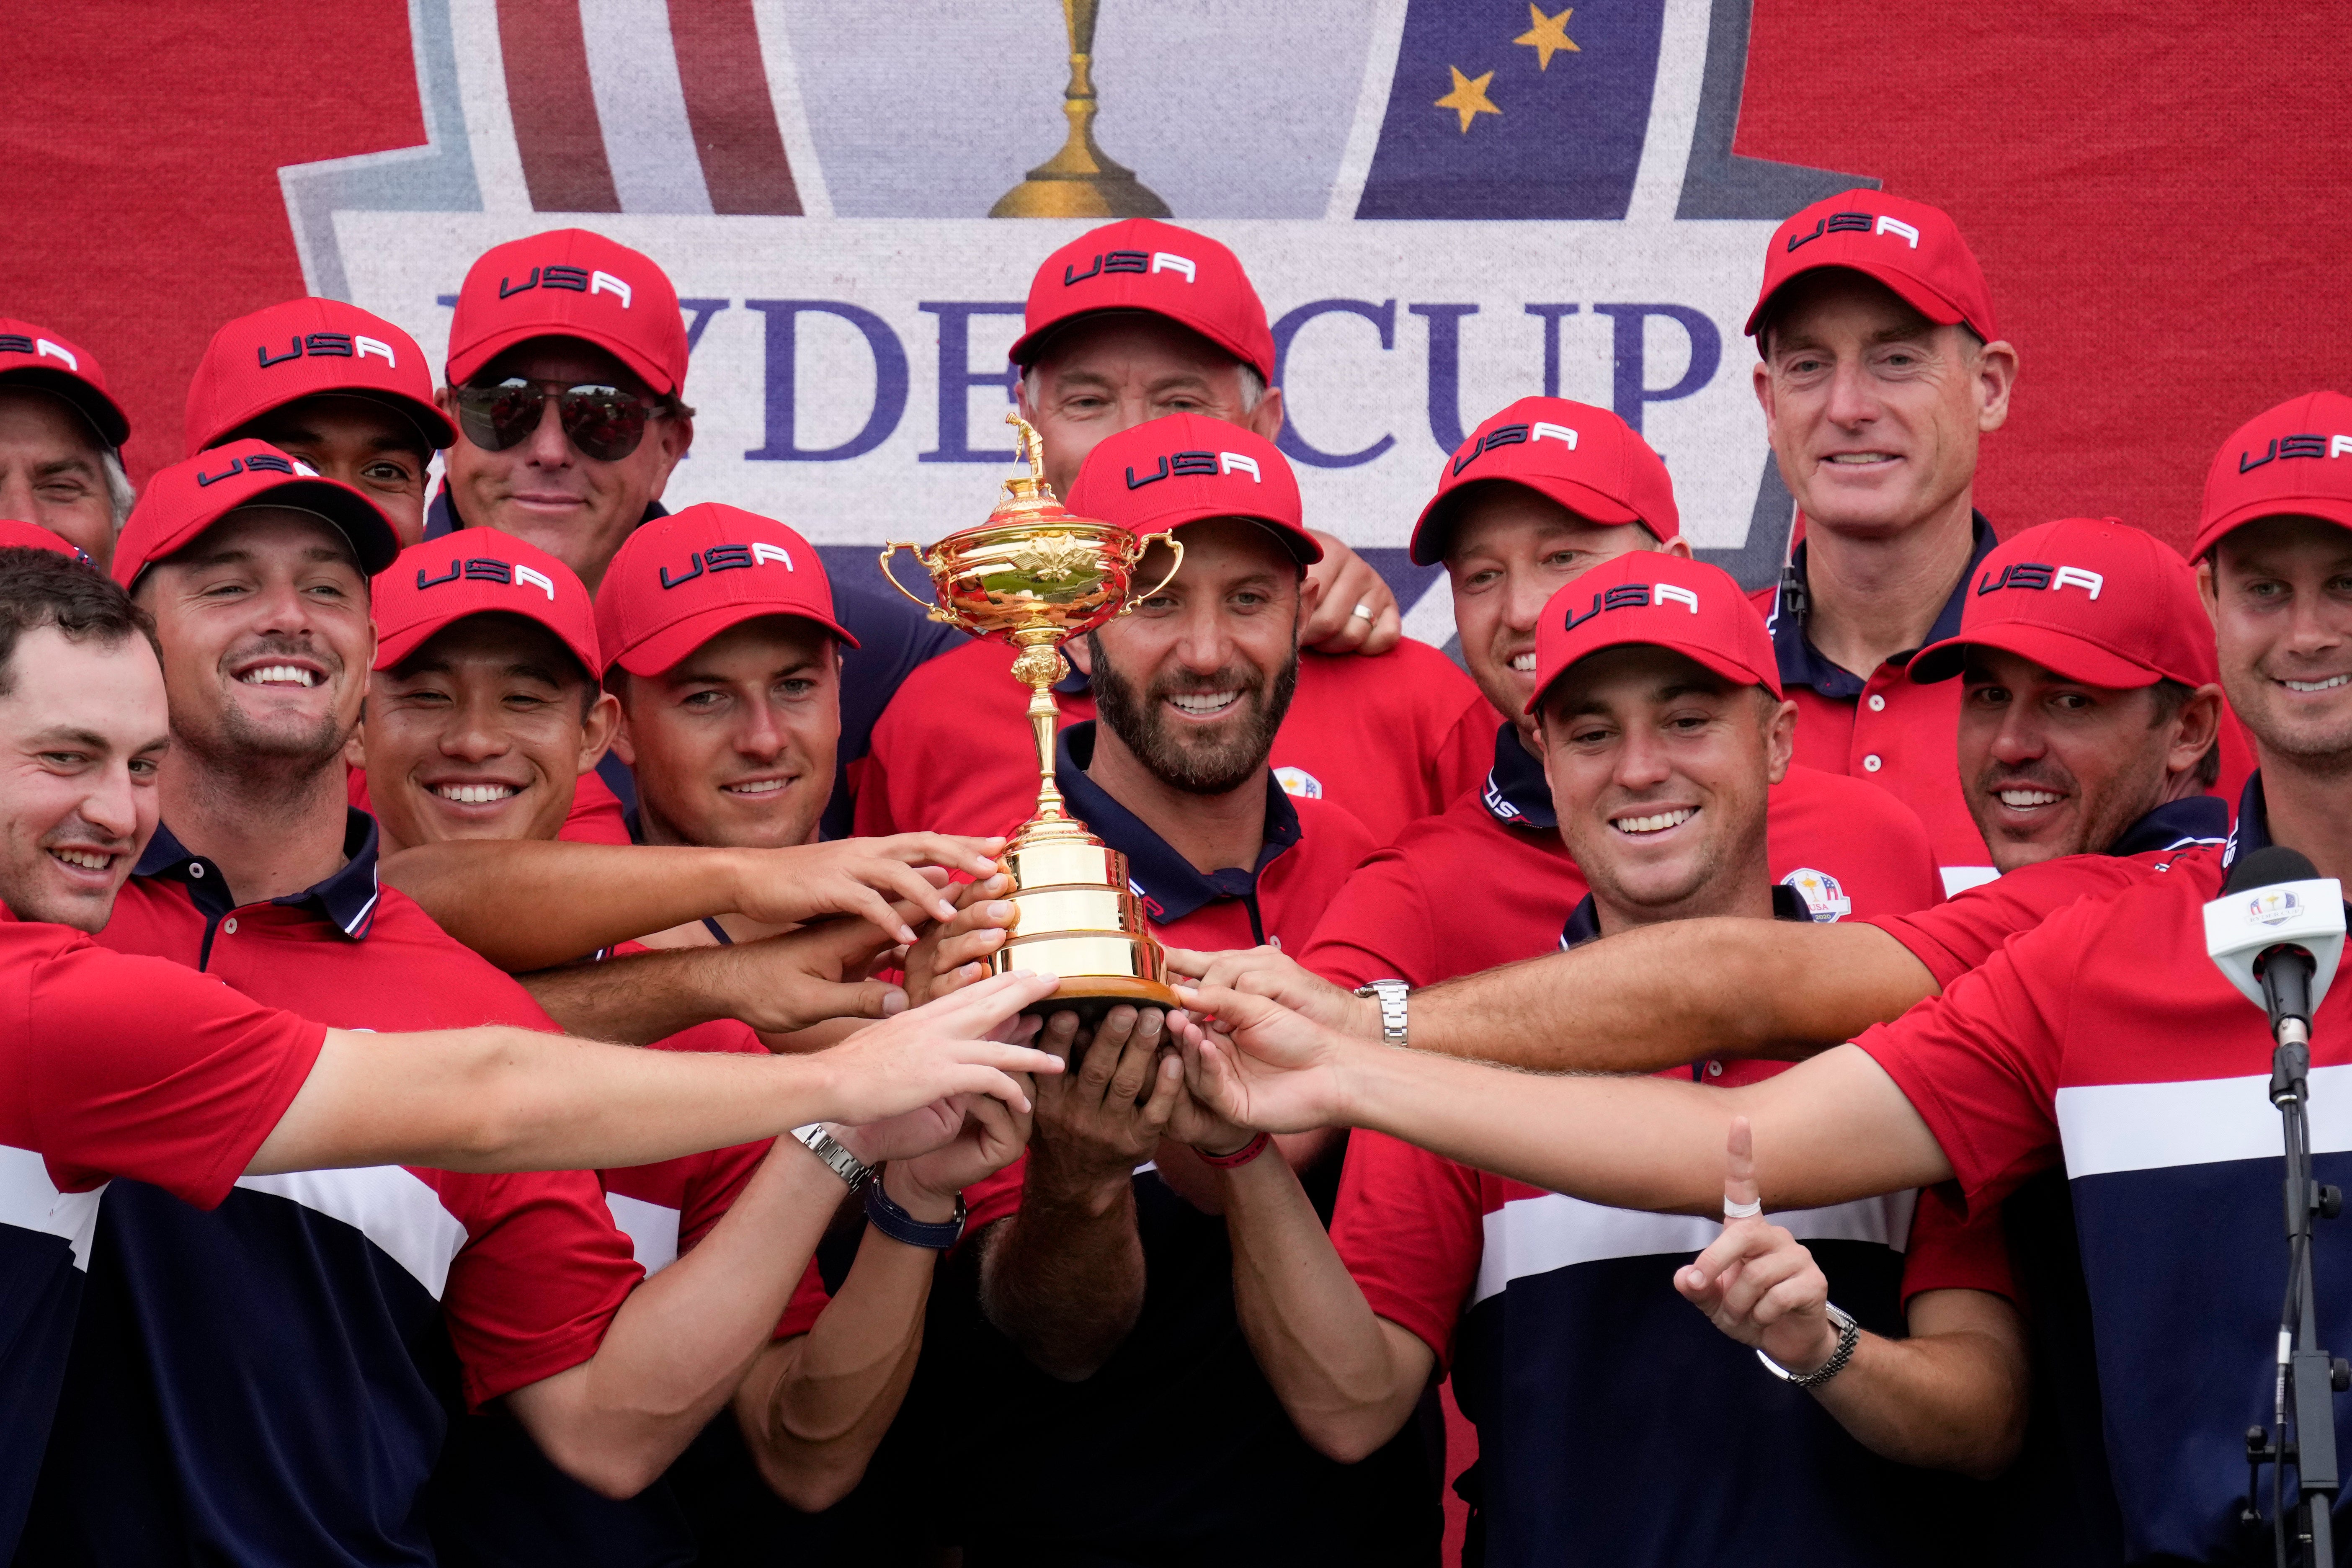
[2250,888,2304,926]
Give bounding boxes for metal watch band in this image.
[1355,978,1410,1046]
[791,1122,874,1194]
[864,1180,967,1250]
[1758,1303,1860,1389]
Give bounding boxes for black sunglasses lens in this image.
[456,379,546,452]
[556,386,649,462]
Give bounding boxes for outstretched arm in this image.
[520,919,910,1044]
[1172,983,1952,1215]
[1178,916,1939,1073]
[380,834,1003,972]
[1220,1140,1435,1462]
[250,972,1066,1176]
[1676,1120,2028,1478]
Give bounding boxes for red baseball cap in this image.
[1746,190,1999,347]
[373,529,599,676]
[1065,414,1321,565]
[447,229,689,398]
[0,318,129,447]
[1008,219,1277,384]
[0,519,92,563]
[186,298,455,456]
[111,439,402,590]
[596,503,856,678]
[2190,390,2352,560]
[1526,552,1779,714]
[1911,518,2217,690]
[1409,397,1680,566]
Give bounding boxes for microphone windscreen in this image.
[2225,844,2320,897]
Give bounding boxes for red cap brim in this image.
[2190,497,2352,563]
[1410,475,1650,567]
[0,367,130,447]
[374,609,601,681]
[1745,262,1975,343]
[1909,622,2164,689]
[612,601,859,678]
[449,325,678,400]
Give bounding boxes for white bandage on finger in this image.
[1722,1196,1763,1220]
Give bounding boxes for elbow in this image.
[1295,1408,1400,1466]
[541,1438,670,1501]
[766,1456,864,1515]
[1951,1403,2028,1482]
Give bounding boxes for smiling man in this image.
[1745,191,2023,892]
[1211,550,2013,1568]
[0,319,133,569]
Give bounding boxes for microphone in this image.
[2208,846,2346,1053]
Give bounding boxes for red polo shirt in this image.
[965,722,1376,1233]
[1301,722,1945,994]
[854,636,1493,849]
[0,902,325,1202]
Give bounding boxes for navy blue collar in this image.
[1055,721,1300,925]
[2109,794,2230,858]
[1480,721,1556,832]
[1561,882,1809,949]
[426,489,669,541]
[2224,770,2271,870]
[134,808,382,939]
[1765,512,1999,696]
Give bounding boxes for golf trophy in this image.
[880,413,1184,1015]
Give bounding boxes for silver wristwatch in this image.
[1758,1302,1859,1389]
[1354,979,1410,1047]
[791,1123,874,1193]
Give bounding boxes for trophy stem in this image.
[1011,634,1078,830]
[987,0,1171,219]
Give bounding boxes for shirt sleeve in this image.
[1851,902,2089,1215]
[1898,1181,2015,1305]
[2,930,327,1206]
[1429,696,1501,817]
[558,770,635,846]
[961,1153,1027,1238]
[1326,1130,1485,1367]
[1862,855,2140,991]
[428,1167,646,1409]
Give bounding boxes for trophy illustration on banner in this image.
[881,413,1184,1015]
[989,0,1170,218]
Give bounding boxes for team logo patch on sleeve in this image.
[1274,766,1325,800]
[1779,867,1851,922]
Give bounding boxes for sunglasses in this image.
[454,378,660,462]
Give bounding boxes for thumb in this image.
[818,978,908,1022]
[1173,980,1288,1032]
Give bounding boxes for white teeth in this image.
[1824,453,1894,464]
[1168,691,1239,714]
[1613,808,1695,835]
[435,783,516,804]
[52,848,109,870]
[725,778,789,795]
[240,665,318,687]
[1998,789,2063,808]
[1509,653,1537,673]
[2285,675,2352,693]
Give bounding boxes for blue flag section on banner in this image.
[1359,1,1667,219]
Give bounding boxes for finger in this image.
[864,861,962,925]
[880,832,1006,879]
[1037,1007,1081,1066]
[1098,1008,1151,1101]
[1359,600,1402,656]
[934,923,1011,972]
[951,872,1011,911]
[1751,1272,1829,1330]
[796,978,908,1026]
[1163,946,1214,979]
[1137,1049,1183,1136]
[1719,1235,1809,1320]
[1681,1219,1786,1295]
[1171,981,1287,1034]
[1723,1115,1761,1220]
[905,967,1062,1034]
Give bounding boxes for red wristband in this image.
[1197,1131,1272,1169]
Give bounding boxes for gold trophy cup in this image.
[880,414,1184,1016]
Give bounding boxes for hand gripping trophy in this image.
[882,414,1184,1016]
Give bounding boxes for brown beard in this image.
[1087,630,1300,797]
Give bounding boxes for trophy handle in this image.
[1119,531,1185,617]
[878,542,951,624]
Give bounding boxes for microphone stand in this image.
[2249,972,2349,1566]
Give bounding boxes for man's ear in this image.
[1974,338,2019,434]
[2197,557,2220,625]
[1762,695,1799,785]
[343,727,367,773]
[606,688,638,768]
[644,412,694,502]
[1065,634,1094,678]
[578,691,623,774]
[1661,534,1693,560]
[2165,684,2226,783]
[1246,386,1285,444]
